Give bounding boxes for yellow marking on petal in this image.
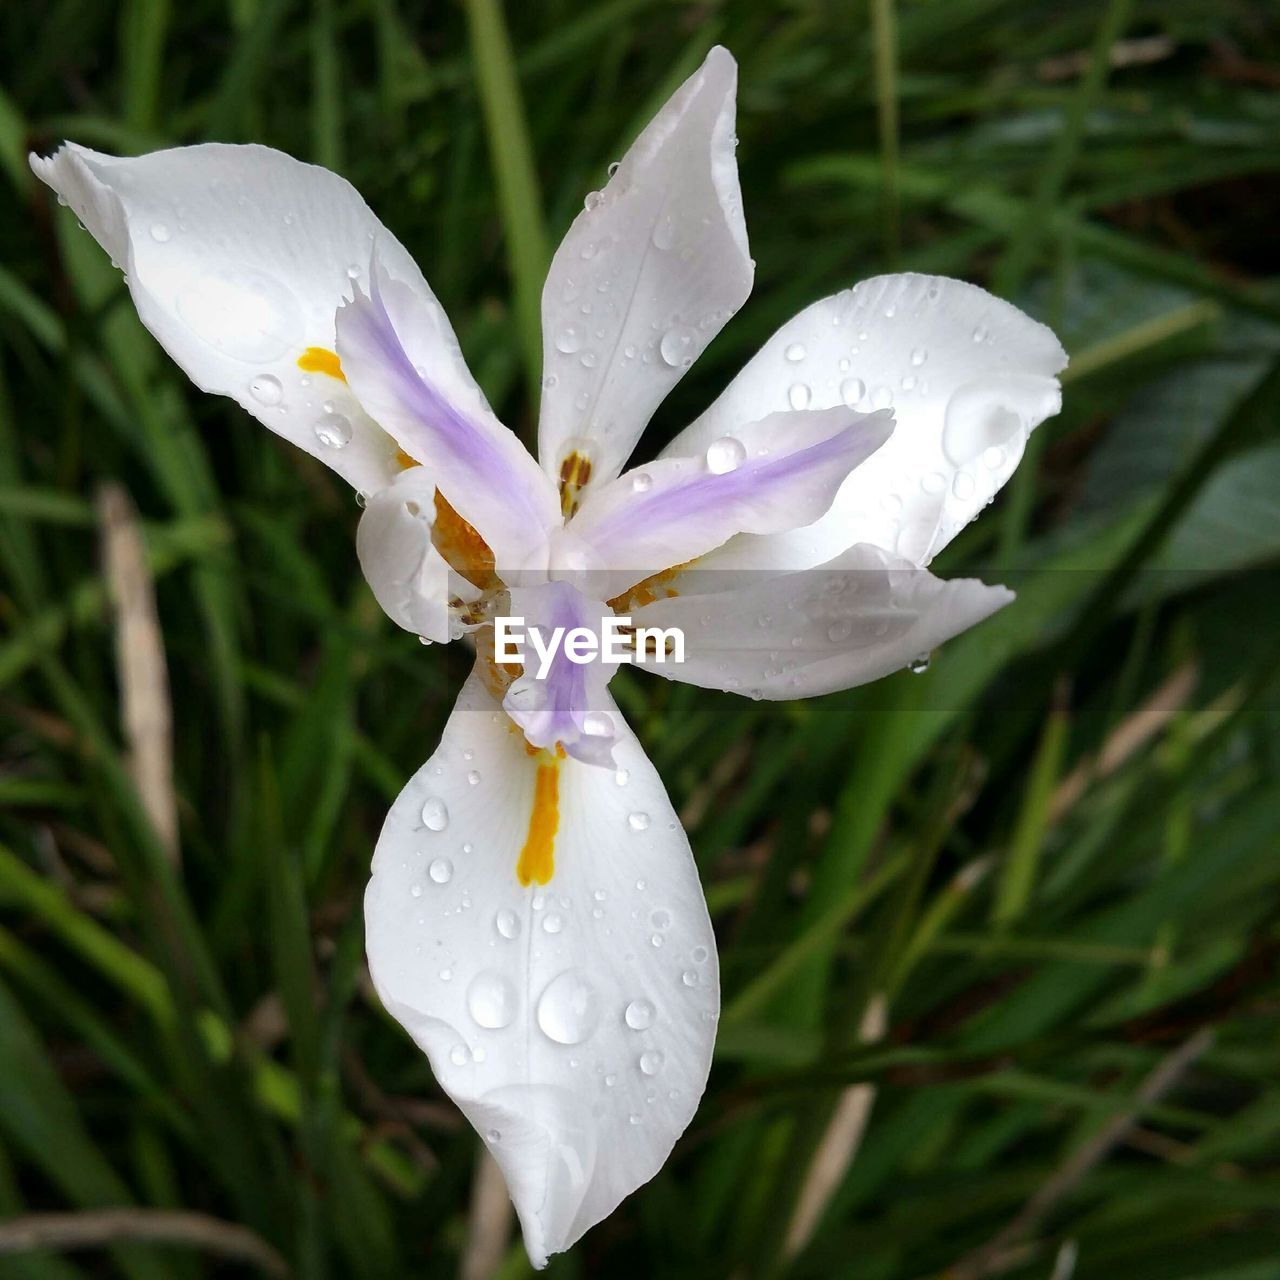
[607,562,687,613]
[433,490,499,590]
[297,347,347,382]
[517,753,561,886]
[558,450,592,517]
[395,448,420,470]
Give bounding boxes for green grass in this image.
[2,1,1280,1277]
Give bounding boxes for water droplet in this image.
[650,934,664,948]
[543,913,564,935]
[149,222,171,243]
[465,770,481,788]
[536,971,601,1045]
[921,471,947,495]
[784,342,806,363]
[428,857,453,884]
[639,1050,665,1076]
[495,908,521,940]
[628,812,650,833]
[659,325,698,367]
[607,160,621,178]
[583,190,603,212]
[983,445,1005,469]
[972,324,989,343]
[555,324,584,355]
[625,999,655,1030]
[467,970,517,1029]
[911,347,928,366]
[681,969,698,987]
[631,472,653,493]
[651,215,676,250]
[582,711,614,738]
[953,471,976,500]
[249,374,283,406]
[827,619,853,643]
[636,879,647,891]
[872,386,893,409]
[908,654,931,675]
[650,908,672,930]
[629,1112,642,1125]
[449,1043,470,1066]
[614,769,630,786]
[788,382,812,411]
[487,1128,501,1142]
[705,436,747,475]
[691,945,709,962]
[506,676,547,712]
[580,350,598,369]
[313,412,352,449]
[421,797,449,831]
[409,883,423,899]
[840,377,866,407]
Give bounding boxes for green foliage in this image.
[1,1,1278,1277]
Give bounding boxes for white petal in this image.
[356,468,472,643]
[537,46,753,495]
[558,407,892,601]
[28,142,489,496]
[365,671,718,1268]
[628,543,1012,698]
[337,258,561,575]
[663,274,1066,570]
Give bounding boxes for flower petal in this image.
[29,142,486,496]
[627,543,1012,698]
[336,259,561,576]
[557,407,892,600]
[364,670,718,1268]
[356,467,474,643]
[500,581,620,767]
[537,46,753,498]
[663,274,1066,570]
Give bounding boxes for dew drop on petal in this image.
[911,347,928,366]
[313,412,352,449]
[659,325,698,367]
[506,676,547,713]
[827,619,853,643]
[449,1043,470,1066]
[639,1050,664,1076]
[953,471,977,501]
[631,472,653,493]
[467,970,517,1029]
[691,945,709,962]
[624,999,655,1030]
[908,653,932,675]
[428,857,453,884]
[555,324,584,355]
[705,436,747,475]
[543,913,564,935]
[421,797,449,831]
[650,908,672,930]
[784,342,806,363]
[681,969,698,987]
[149,222,171,243]
[614,769,629,786]
[583,190,603,212]
[840,377,866,408]
[536,971,601,1045]
[249,374,283,406]
[788,382,812,411]
[495,908,521,940]
[628,812,650,833]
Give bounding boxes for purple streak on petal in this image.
[343,269,549,535]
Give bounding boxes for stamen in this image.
[558,450,592,517]
[297,347,346,382]
[516,751,561,886]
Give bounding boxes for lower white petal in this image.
[628,543,1012,698]
[664,273,1066,570]
[364,670,718,1267]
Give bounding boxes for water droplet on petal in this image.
[625,998,655,1030]
[583,190,603,212]
[639,1050,664,1076]
[911,347,928,366]
[543,913,564,935]
[449,1043,470,1066]
[788,382,812,411]
[555,324,584,354]
[421,797,449,831]
[972,324,989,343]
[149,221,171,243]
[249,374,283,406]
[467,769,481,786]
[467,970,517,1029]
[628,812,650,833]
[659,325,698,368]
[827,619,853,643]
[681,969,698,987]
[908,653,931,675]
[495,908,521,940]
[536,971,601,1045]
[614,769,630,786]
[691,945,709,962]
[487,1128,501,1142]
[650,908,672,930]
[631,472,653,493]
[506,676,547,712]
[840,377,866,407]
[784,342,806,363]
[428,857,453,884]
[313,412,352,449]
[705,436,747,475]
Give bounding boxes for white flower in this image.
[30,46,1066,1268]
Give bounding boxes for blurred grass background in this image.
[2,0,1280,1277]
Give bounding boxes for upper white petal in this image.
[537,45,753,494]
[628,543,1013,698]
[664,273,1067,571]
[364,671,718,1268]
[28,142,489,497]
